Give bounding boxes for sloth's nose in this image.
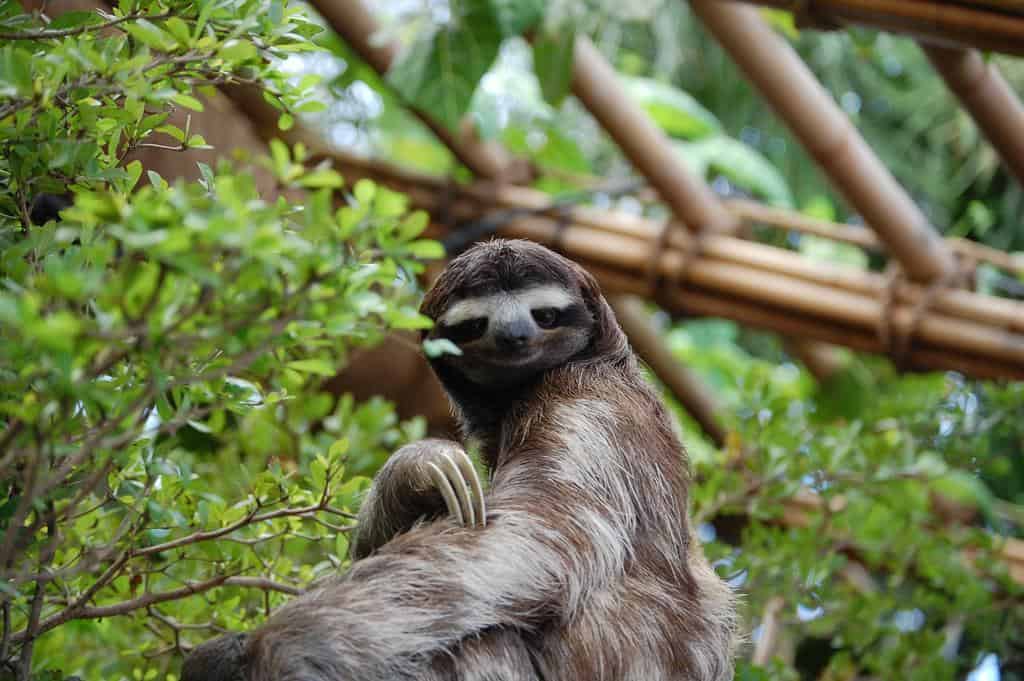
[494,318,537,352]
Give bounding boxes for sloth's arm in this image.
[247,452,628,681]
[349,439,486,560]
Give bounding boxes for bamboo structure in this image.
[570,37,736,233]
[923,44,1024,188]
[728,0,1024,56]
[689,0,955,284]
[287,0,738,445]
[567,32,841,377]
[325,149,1024,380]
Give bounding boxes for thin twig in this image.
[0,12,172,40]
[16,507,57,679]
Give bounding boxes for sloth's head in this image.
[421,240,626,391]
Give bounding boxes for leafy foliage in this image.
[0,3,441,679]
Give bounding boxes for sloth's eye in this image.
[444,317,488,343]
[531,307,561,329]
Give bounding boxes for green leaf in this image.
[163,16,193,46]
[674,136,793,207]
[298,168,344,189]
[532,29,575,107]
[397,211,430,240]
[171,93,205,112]
[622,76,720,140]
[423,338,462,358]
[219,38,259,63]
[406,239,445,260]
[123,18,174,50]
[387,1,503,130]
[489,0,544,35]
[278,112,295,131]
[286,359,337,377]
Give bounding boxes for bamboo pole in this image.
[688,0,955,284]
[385,169,1024,333]
[726,199,1024,277]
[570,36,737,233]
[923,44,1024,189]
[568,33,844,378]
[610,297,729,447]
[728,0,1024,57]
[331,150,1024,378]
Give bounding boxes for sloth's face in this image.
[429,283,593,388]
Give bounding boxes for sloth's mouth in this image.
[475,347,542,368]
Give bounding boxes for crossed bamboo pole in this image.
[727,0,1024,56]
[326,149,1024,380]
[923,44,1024,189]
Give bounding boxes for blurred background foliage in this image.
[1,0,1022,680]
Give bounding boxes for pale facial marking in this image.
[439,285,575,328]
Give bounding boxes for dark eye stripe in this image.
[441,317,487,343]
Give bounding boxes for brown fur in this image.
[183,240,738,681]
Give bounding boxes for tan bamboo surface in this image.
[725,199,1024,276]
[324,149,1024,379]
[783,337,846,379]
[571,37,737,234]
[923,44,1024,188]
[566,32,841,377]
[731,0,1024,56]
[337,152,1024,338]
[689,0,956,284]
[609,297,729,447]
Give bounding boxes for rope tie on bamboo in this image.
[646,220,704,309]
[876,259,971,368]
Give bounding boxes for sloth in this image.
[183,239,738,681]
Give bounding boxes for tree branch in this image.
[0,11,172,40]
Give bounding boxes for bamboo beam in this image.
[569,34,844,378]
[923,44,1024,189]
[688,0,955,284]
[727,0,1024,57]
[330,150,1024,378]
[307,0,513,180]
[726,199,1024,277]
[610,297,729,447]
[570,37,737,233]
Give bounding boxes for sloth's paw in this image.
[421,445,486,528]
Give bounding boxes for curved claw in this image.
[426,461,465,526]
[452,449,486,527]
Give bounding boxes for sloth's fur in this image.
[184,240,738,681]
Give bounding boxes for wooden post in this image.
[569,34,841,378]
[721,0,1024,57]
[688,0,955,284]
[923,44,1024,189]
[570,36,737,233]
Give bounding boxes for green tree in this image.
[1,2,444,678]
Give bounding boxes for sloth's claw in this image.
[425,449,486,528]
[452,449,486,528]
[426,461,465,526]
